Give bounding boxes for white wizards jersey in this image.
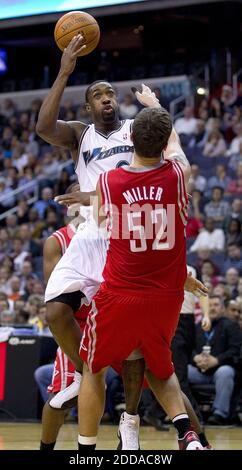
[75,119,134,192]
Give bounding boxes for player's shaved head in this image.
[85,81,114,103]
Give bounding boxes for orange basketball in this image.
[54,11,100,57]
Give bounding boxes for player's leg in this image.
[78,364,107,450]
[146,370,203,450]
[117,355,145,450]
[40,348,77,449]
[46,295,83,373]
[171,315,202,420]
[181,392,212,448]
[142,296,203,450]
[40,398,67,450]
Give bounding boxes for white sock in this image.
[78,435,97,445]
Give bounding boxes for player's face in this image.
[87,83,119,125]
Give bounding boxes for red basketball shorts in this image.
[80,286,184,380]
[48,347,75,394]
[48,303,91,393]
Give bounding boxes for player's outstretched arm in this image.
[36,35,87,157]
[163,127,191,187]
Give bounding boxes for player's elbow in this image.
[35,119,48,138]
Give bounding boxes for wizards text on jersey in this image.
[83,145,134,166]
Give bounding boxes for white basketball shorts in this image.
[45,223,108,304]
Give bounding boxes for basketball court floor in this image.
[0,423,242,450]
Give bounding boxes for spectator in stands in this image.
[0,228,11,255]
[8,276,21,301]
[0,178,15,211]
[204,187,230,227]
[174,106,197,135]
[220,85,236,114]
[188,296,241,424]
[203,131,226,157]
[228,141,242,172]
[226,219,242,247]
[206,164,231,196]
[16,199,29,224]
[225,300,241,322]
[189,164,207,192]
[213,282,230,303]
[206,117,221,134]
[41,152,61,179]
[223,244,242,275]
[55,169,71,195]
[0,309,15,326]
[29,304,51,336]
[10,237,30,274]
[200,260,218,285]
[236,278,242,308]
[186,202,203,239]
[21,129,39,157]
[0,98,16,120]
[18,166,37,197]
[119,94,138,119]
[190,217,225,252]
[225,268,239,299]
[226,162,242,195]
[209,98,222,119]
[5,166,19,191]
[18,224,42,258]
[33,187,55,219]
[189,189,204,220]
[19,261,37,291]
[188,120,208,149]
[226,122,242,156]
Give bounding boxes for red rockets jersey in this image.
[99,160,188,295]
[50,225,76,255]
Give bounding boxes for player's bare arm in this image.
[43,236,62,283]
[54,190,96,206]
[36,35,87,160]
[163,127,191,187]
[184,272,208,298]
[200,295,211,331]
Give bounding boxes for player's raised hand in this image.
[131,83,161,108]
[184,272,208,297]
[60,34,86,76]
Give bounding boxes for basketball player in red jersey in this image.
[40,183,91,450]
[78,107,203,451]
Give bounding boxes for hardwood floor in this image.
[0,423,241,450]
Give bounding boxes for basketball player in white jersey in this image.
[36,34,208,449]
[36,34,156,446]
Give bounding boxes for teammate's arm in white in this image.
[199,295,211,331]
[163,127,191,188]
[43,236,62,283]
[36,35,87,160]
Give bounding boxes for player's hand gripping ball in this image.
[54,11,100,56]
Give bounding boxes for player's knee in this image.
[46,301,72,326]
